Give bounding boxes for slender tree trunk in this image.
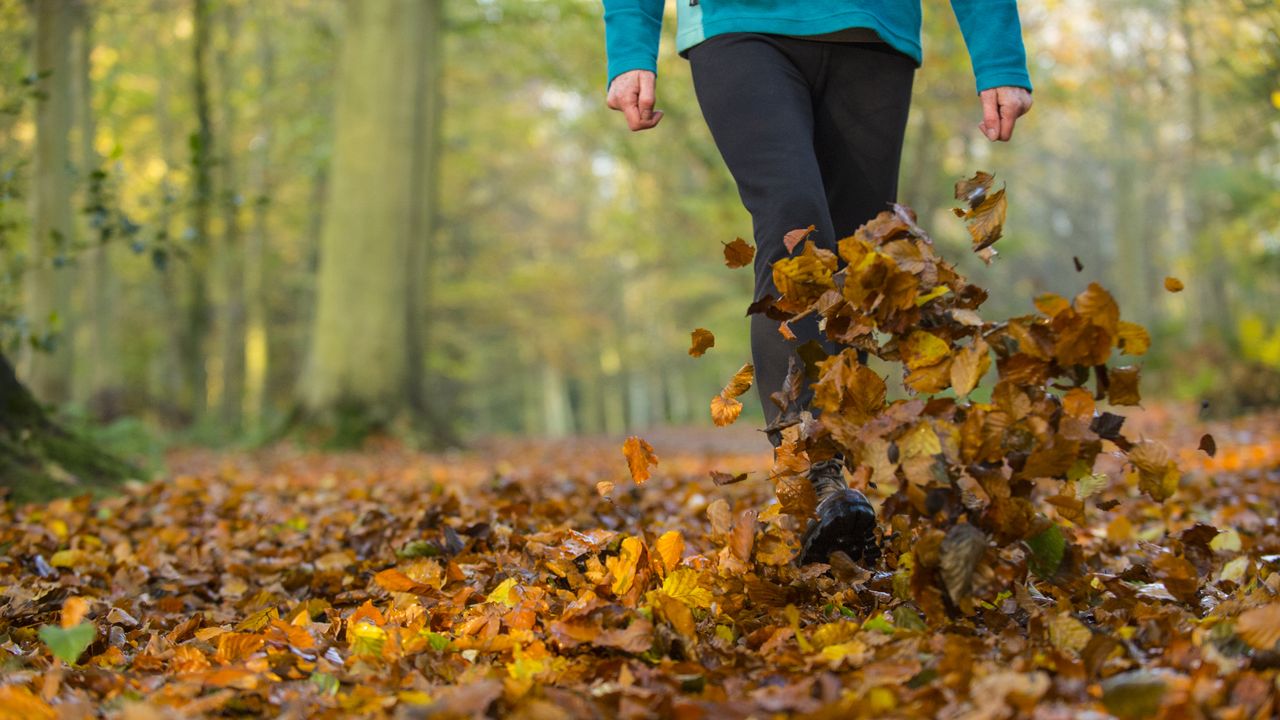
[299,0,438,438]
[71,0,115,411]
[214,0,244,433]
[20,0,77,405]
[183,0,215,418]
[1178,0,1234,348]
[150,2,186,419]
[243,2,274,434]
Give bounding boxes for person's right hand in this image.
[607,70,663,132]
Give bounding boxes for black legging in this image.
[689,33,915,444]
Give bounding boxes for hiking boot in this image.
[797,459,880,566]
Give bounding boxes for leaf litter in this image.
[3,176,1280,717]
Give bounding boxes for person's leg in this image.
[688,34,838,441]
[811,42,916,239]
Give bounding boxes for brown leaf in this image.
[622,436,659,485]
[723,237,755,268]
[1198,434,1216,457]
[731,509,757,564]
[1108,366,1142,406]
[710,470,749,486]
[1164,276,1184,292]
[688,328,715,357]
[939,523,986,612]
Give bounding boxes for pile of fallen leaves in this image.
[3,178,1280,717]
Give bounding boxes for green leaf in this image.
[310,671,340,696]
[39,622,96,664]
[397,540,442,559]
[1027,524,1066,579]
[861,615,896,634]
[424,631,451,651]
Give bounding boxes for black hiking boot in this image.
[797,459,880,566]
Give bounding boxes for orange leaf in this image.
[1164,276,1184,292]
[722,363,755,399]
[1236,604,1280,650]
[711,393,744,427]
[655,530,684,576]
[688,328,715,357]
[783,225,816,254]
[622,436,659,485]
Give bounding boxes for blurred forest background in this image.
[0,0,1277,466]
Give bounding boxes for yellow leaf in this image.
[901,330,951,370]
[661,568,713,609]
[595,480,614,499]
[654,531,684,575]
[349,622,387,657]
[608,536,645,597]
[1117,321,1150,356]
[487,577,520,606]
[622,436,659,484]
[1210,530,1241,553]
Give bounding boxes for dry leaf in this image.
[622,436,659,485]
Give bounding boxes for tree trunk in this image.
[214,0,244,433]
[183,0,215,418]
[20,0,76,405]
[1,351,136,503]
[243,1,274,434]
[71,0,117,413]
[298,0,439,440]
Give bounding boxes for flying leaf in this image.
[1108,366,1142,406]
[689,328,715,357]
[723,238,755,268]
[710,394,743,427]
[1164,277,1184,292]
[783,225,815,254]
[1198,434,1216,457]
[622,436,659,485]
[722,363,754,399]
[596,480,614,499]
[949,339,991,397]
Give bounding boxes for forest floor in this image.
[3,403,1280,718]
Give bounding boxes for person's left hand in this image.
[978,87,1033,142]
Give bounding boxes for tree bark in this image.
[298,0,441,440]
[20,0,77,405]
[215,0,245,433]
[183,0,215,418]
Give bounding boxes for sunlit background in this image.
[0,0,1277,459]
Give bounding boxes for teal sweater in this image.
[603,0,1032,95]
